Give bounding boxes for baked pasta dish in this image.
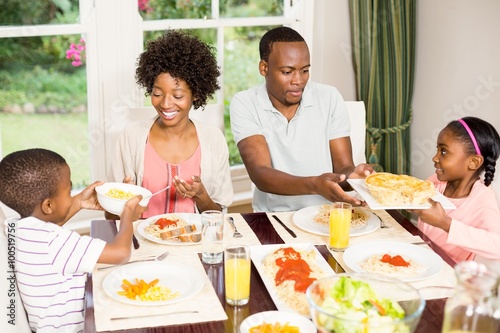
[365,172,435,206]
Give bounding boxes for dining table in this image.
[84,209,458,333]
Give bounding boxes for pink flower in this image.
[66,39,86,67]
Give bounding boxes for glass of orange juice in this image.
[224,246,251,306]
[329,202,352,251]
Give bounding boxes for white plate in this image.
[347,179,456,210]
[292,205,380,237]
[250,243,335,315]
[342,240,444,282]
[136,213,202,245]
[102,261,204,306]
[240,310,316,333]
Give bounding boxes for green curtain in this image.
[349,0,416,175]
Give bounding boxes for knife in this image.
[132,234,140,249]
[272,215,297,238]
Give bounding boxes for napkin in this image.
[92,252,227,331]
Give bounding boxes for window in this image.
[0,0,312,227]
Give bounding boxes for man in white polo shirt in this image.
[230,26,373,212]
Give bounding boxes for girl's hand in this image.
[408,198,452,232]
[77,181,104,210]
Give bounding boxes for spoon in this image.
[145,185,170,199]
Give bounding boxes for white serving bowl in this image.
[306,273,425,333]
[95,182,152,215]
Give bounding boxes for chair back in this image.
[0,206,31,333]
[345,101,367,165]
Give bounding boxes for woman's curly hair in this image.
[135,30,220,110]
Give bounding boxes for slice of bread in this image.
[160,224,197,240]
[178,232,201,243]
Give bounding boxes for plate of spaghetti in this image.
[136,213,202,245]
[250,243,334,316]
[342,240,444,281]
[292,205,379,237]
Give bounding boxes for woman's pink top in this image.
[418,173,500,262]
[141,138,201,218]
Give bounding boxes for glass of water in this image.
[201,210,224,264]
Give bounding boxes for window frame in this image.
[0,0,315,230]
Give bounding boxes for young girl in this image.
[409,117,500,263]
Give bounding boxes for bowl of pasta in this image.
[306,273,425,333]
[95,182,152,215]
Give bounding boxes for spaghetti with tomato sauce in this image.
[274,248,316,293]
[263,246,326,315]
[360,252,426,279]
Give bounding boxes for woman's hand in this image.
[173,175,205,199]
[173,175,221,211]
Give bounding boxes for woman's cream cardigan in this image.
[108,116,233,211]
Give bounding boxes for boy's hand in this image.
[78,181,104,210]
[120,195,148,223]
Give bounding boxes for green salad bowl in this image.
[306,273,425,333]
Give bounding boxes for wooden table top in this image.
[84,210,455,333]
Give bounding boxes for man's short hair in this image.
[259,26,306,62]
[0,148,66,217]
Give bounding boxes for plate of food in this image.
[249,243,335,316]
[342,240,444,282]
[102,261,204,306]
[136,213,202,245]
[293,205,380,237]
[239,310,316,333]
[347,174,456,210]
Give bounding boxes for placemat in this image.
[92,252,227,331]
[270,210,456,299]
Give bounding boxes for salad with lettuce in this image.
[314,276,410,333]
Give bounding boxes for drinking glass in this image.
[329,202,352,251]
[201,210,224,264]
[224,246,251,306]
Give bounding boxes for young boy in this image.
[0,148,146,333]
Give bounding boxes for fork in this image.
[227,217,242,238]
[98,250,170,271]
[374,214,389,228]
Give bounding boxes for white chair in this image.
[345,101,367,165]
[0,206,31,333]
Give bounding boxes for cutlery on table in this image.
[97,250,170,271]
[110,311,199,320]
[132,235,140,249]
[272,215,297,238]
[374,214,389,228]
[227,216,243,238]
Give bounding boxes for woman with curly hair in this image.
[108,30,233,217]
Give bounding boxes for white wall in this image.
[412,0,500,180]
[312,0,356,101]
[312,0,500,180]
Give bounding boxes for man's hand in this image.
[348,163,375,179]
